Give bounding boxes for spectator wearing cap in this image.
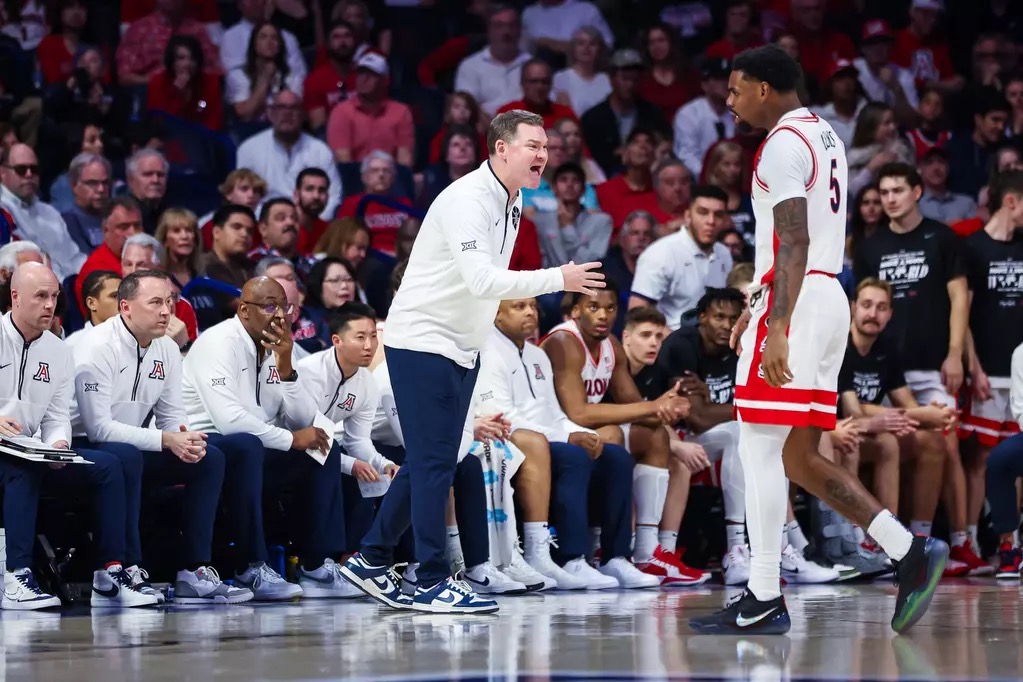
[326,53,414,168]
[918,147,978,225]
[532,161,613,268]
[786,0,856,84]
[945,88,1011,199]
[892,0,963,93]
[552,26,612,117]
[453,4,531,119]
[496,60,578,130]
[813,59,866,149]
[220,0,307,85]
[116,0,221,87]
[705,0,764,61]
[672,57,735,179]
[236,90,343,219]
[853,20,918,126]
[520,0,614,60]
[303,20,359,131]
[581,49,667,178]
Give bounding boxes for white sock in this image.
[658,530,678,552]
[866,510,912,561]
[785,520,809,553]
[851,524,866,545]
[909,520,932,537]
[1014,529,1019,547]
[523,522,548,559]
[725,522,746,550]
[446,525,463,563]
[634,526,658,563]
[633,464,669,563]
[951,530,968,548]
[738,422,790,602]
[967,524,978,547]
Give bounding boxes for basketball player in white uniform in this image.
[690,45,948,635]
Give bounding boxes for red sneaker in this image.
[950,540,995,576]
[636,545,710,586]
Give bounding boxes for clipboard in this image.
[0,436,92,464]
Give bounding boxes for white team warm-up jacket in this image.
[0,312,73,445]
[297,348,395,475]
[475,327,595,442]
[182,316,316,451]
[71,316,184,451]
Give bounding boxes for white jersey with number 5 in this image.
[749,108,847,292]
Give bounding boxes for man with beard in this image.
[542,283,709,586]
[304,20,359,131]
[248,199,317,277]
[292,169,331,255]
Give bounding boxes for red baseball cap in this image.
[861,19,893,43]
[828,58,858,80]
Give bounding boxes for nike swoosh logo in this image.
[371,576,393,591]
[0,363,9,370]
[472,576,490,587]
[119,367,128,374]
[436,592,457,603]
[303,573,336,585]
[93,585,120,598]
[736,607,777,627]
[241,368,248,372]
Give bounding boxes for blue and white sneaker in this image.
[410,577,499,614]
[3,569,60,610]
[338,553,413,609]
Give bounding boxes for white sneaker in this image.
[723,545,751,585]
[2,569,60,610]
[781,544,840,584]
[464,562,528,594]
[235,562,303,601]
[92,564,160,608]
[597,557,660,589]
[526,552,588,590]
[298,559,365,599]
[562,557,619,590]
[501,552,553,591]
[174,566,253,604]
[125,565,165,604]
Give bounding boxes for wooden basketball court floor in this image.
[1,581,1020,681]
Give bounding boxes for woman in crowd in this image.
[156,207,202,291]
[37,0,100,85]
[847,103,914,200]
[637,23,698,122]
[845,184,883,294]
[227,21,302,122]
[418,124,480,210]
[554,117,605,185]
[701,140,754,239]
[147,35,223,131]
[552,26,611,118]
[428,91,485,165]
[301,256,359,351]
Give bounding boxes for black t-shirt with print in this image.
[838,334,907,411]
[964,229,1023,378]
[655,325,738,405]
[853,218,966,373]
[633,362,669,402]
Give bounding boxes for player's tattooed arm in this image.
[767,197,810,329]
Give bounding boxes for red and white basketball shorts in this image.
[959,387,1020,446]
[734,274,849,430]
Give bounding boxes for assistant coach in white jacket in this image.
[341,110,605,614]
[72,270,252,605]
[182,276,345,602]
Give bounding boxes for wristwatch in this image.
[281,370,298,382]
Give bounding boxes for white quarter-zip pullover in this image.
[181,316,316,451]
[72,316,184,451]
[384,160,566,368]
[0,312,72,445]
[297,349,393,474]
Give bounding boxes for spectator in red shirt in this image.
[706,0,764,61]
[337,150,413,257]
[199,168,268,250]
[892,0,963,93]
[147,35,223,131]
[327,52,415,167]
[37,0,94,86]
[428,92,487,166]
[497,59,578,129]
[76,196,144,314]
[116,0,221,87]
[292,168,331,255]
[303,20,359,131]
[648,157,693,236]
[637,23,700,124]
[786,0,856,84]
[120,0,219,35]
[595,129,659,236]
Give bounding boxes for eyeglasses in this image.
[242,300,296,316]
[324,276,354,285]
[4,164,38,177]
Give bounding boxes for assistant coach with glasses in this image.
[340,109,606,615]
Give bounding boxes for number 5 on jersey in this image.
[829,158,841,214]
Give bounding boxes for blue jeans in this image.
[361,347,480,587]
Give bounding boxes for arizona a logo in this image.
[149,360,166,380]
[533,363,545,380]
[338,393,356,411]
[266,366,282,384]
[33,362,49,383]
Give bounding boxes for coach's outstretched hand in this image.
[560,261,605,296]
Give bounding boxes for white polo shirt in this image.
[454,48,532,117]
[631,228,733,331]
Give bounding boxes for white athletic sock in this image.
[634,526,659,564]
[967,524,978,547]
[658,530,678,552]
[785,520,809,553]
[633,464,669,563]
[726,522,746,550]
[909,520,932,537]
[738,422,790,602]
[866,510,912,561]
[1014,529,1019,548]
[523,522,548,559]
[950,530,968,548]
[446,525,463,563]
